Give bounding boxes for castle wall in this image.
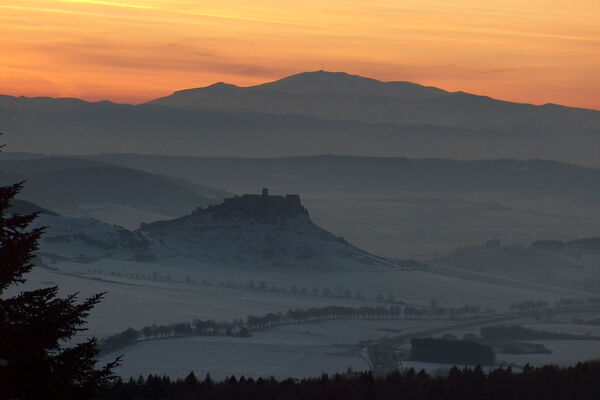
[286,194,301,207]
[203,190,304,217]
[221,191,301,210]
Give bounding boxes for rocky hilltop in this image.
[139,189,391,270]
[147,188,305,223]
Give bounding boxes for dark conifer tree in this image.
[0,181,120,400]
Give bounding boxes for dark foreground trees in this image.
[94,361,600,400]
[0,182,119,400]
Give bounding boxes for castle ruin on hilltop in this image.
[221,188,301,209]
[141,189,306,230]
[198,188,306,218]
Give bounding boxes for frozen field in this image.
[16,268,385,336]
[16,254,593,337]
[13,258,599,380]
[101,319,444,380]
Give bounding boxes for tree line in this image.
[92,361,600,400]
[101,303,488,355]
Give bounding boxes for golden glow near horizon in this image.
[1,0,599,109]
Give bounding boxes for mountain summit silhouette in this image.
[151,70,448,104]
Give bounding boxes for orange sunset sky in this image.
[1,0,599,109]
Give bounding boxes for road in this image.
[360,305,600,376]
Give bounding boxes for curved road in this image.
[360,305,600,376]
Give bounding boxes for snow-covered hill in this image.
[139,190,392,270]
[30,190,392,271]
[32,214,148,261]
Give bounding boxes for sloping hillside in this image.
[7,165,217,213]
[9,199,58,216]
[0,157,228,227]
[32,213,149,261]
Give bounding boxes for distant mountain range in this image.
[2,71,599,167]
[149,71,598,131]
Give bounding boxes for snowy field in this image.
[101,319,448,380]
[39,255,591,314]
[100,324,370,380]
[16,268,385,336]
[16,255,593,336]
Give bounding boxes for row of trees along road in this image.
[101,303,489,355]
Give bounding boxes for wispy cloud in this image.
[2,2,329,29]
[55,0,157,10]
[172,9,331,29]
[0,4,150,21]
[31,38,285,79]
